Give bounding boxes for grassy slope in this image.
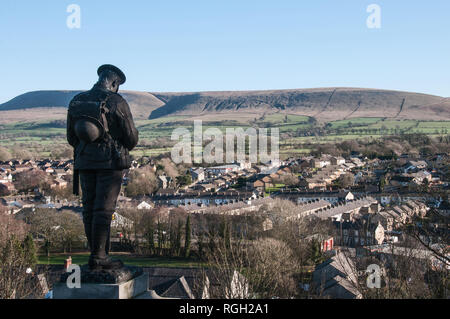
[38,253,205,268]
[1,116,449,158]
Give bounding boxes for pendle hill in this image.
[1,87,449,123]
[1,87,450,159]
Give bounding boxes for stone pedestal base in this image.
[54,273,148,299]
[53,265,149,299]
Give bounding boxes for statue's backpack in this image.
[69,93,131,169]
[69,94,116,164]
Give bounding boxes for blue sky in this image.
[1,1,450,103]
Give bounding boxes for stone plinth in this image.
[53,265,149,299]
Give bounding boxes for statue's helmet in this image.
[74,120,102,143]
[97,64,126,85]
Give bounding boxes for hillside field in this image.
[1,115,449,159]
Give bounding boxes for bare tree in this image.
[117,208,144,253]
[203,232,299,299]
[13,170,52,193]
[325,237,448,299]
[125,167,158,197]
[0,212,40,299]
[28,209,64,256]
[0,146,12,161]
[56,211,85,253]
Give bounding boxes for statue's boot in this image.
[89,223,123,270]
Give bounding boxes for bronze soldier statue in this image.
[67,65,139,270]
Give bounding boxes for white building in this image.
[191,168,205,182]
[137,201,153,210]
[206,164,240,175]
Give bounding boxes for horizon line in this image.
[1,86,447,105]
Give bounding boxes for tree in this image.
[168,215,183,257]
[140,209,156,254]
[271,213,334,271]
[421,178,430,192]
[50,145,73,160]
[0,213,39,299]
[0,184,10,196]
[184,214,191,258]
[0,146,12,161]
[14,170,52,193]
[125,167,158,197]
[158,157,180,180]
[222,219,231,250]
[379,176,387,192]
[204,236,299,298]
[118,208,143,253]
[247,238,299,298]
[48,181,76,201]
[330,210,450,299]
[310,239,322,264]
[175,220,183,256]
[28,209,63,256]
[176,174,192,187]
[279,173,299,187]
[308,117,317,125]
[11,147,35,160]
[22,233,38,267]
[235,177,248,188]
[57,211,85,253]
[336,173,355,188]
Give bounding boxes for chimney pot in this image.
[64,256,72,271]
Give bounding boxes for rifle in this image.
[73,148,80,196]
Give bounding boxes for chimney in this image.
[64,256,72,271]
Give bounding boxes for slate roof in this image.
[313,252,361,299]
[144,267,214,299]
[315,197,377,220]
